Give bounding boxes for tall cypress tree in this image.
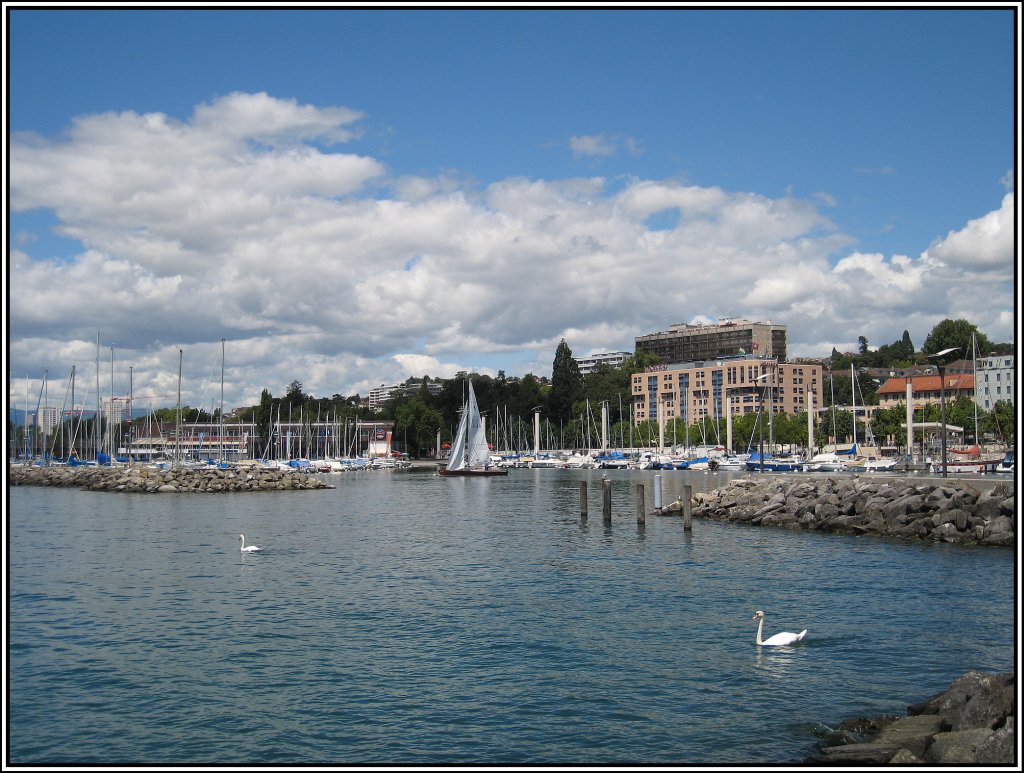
[548,339,582,425]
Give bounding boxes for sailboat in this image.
[439,379,508,477]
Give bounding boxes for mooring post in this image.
[580,480,588,520]
[683,483,693,531]
[602,478,612,525]
[635,483,646,524]
[653,473,663,512]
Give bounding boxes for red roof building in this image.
[875,374,975,409]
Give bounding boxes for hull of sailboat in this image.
[931,457,1004,474]
[745,459,803,472]
[438,466,509,477]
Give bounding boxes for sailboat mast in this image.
[95,333,100,461]
[220,338,225,463]
[850,364,857,448]
[128,366,133,465]
[176,348,183,467]
[971,333,980,444]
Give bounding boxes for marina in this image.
[8,467,1015,765]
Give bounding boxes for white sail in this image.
[466,381,490,466]
[447,407,468,471]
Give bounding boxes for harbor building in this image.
[575,351,631,376]
[975,353,1014,410]
[631,357,823,427]
[635,318,786,365]
[875,373,976,410]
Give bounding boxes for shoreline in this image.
[660,475,1015,546]
[806,670,1015,764]
[7,464,329,492]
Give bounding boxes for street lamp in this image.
[753,373,770,473]
[928,347,960,478]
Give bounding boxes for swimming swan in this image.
[239,534,262,553]
[752,610,807,646]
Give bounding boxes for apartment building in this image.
[631,357,823,426]
[575,351,631,376]
[975,353,1015,410]
[635,318,786,364]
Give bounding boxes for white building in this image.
[102,397,129,426]
[575,351,631,376]
[975,353,1014,410]
[368,384,402,412]
[30,406,60,434]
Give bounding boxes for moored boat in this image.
[995,450,1014,474]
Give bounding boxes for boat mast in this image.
[220,338,225,464]
[128,365,133,465]
[110,346,115,460]
[176,348,183,468]
[850,364,857,449]
[971,332,980,445]
[95,333,101,461]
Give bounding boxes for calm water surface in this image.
[8,468,1016,765]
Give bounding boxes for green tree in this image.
[870,405,908,450]
[981,400,1015,445]
[394,396,443,458]
[254,389,274,455]
[548,339,582,425]
[921,319,992,362]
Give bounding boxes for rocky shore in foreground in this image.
[807,671,1015,764]
[7,464,329,492]
[661,476,1015,546]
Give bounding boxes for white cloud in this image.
[569,133,642,160]
[7,93,1016,409]
[569,134,616,157]
[926,192,1014,273]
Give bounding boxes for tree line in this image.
[206,318,1022,457]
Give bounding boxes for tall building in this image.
[635,318,786,364]
[30,406,60,434]
[975,353,1014,410]
[102,397,129,426]
[631,357,822,427]
[575,351,631,376]
[368,384,402,412]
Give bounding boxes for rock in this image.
[925,727,998,763]
[976,717,1015,764]
[8,464,329,493]
[807,741,902,764]
[686,476,1013,546]
[935,671,1015,731]
[888,747,924,763]
[811,671,1015,764]
[875,714,944,758]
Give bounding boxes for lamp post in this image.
[928,347,960,478]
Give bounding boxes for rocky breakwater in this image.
[807,670,1015,764]
[8,465,329,493]
[662,476,1015,545]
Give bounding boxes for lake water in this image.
[7,468,1016,765]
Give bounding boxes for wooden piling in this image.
[635,483,646,524]
[602,478,612,525]
[580,480,588,519]
[683,484,693,531]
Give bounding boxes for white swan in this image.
[239,534,262,553]
[752,610,807,646]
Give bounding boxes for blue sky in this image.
[6,5,1018,410]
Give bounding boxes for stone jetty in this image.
[807,670,1015,764]
[7,464,329,493]
[660,476,1015,546]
